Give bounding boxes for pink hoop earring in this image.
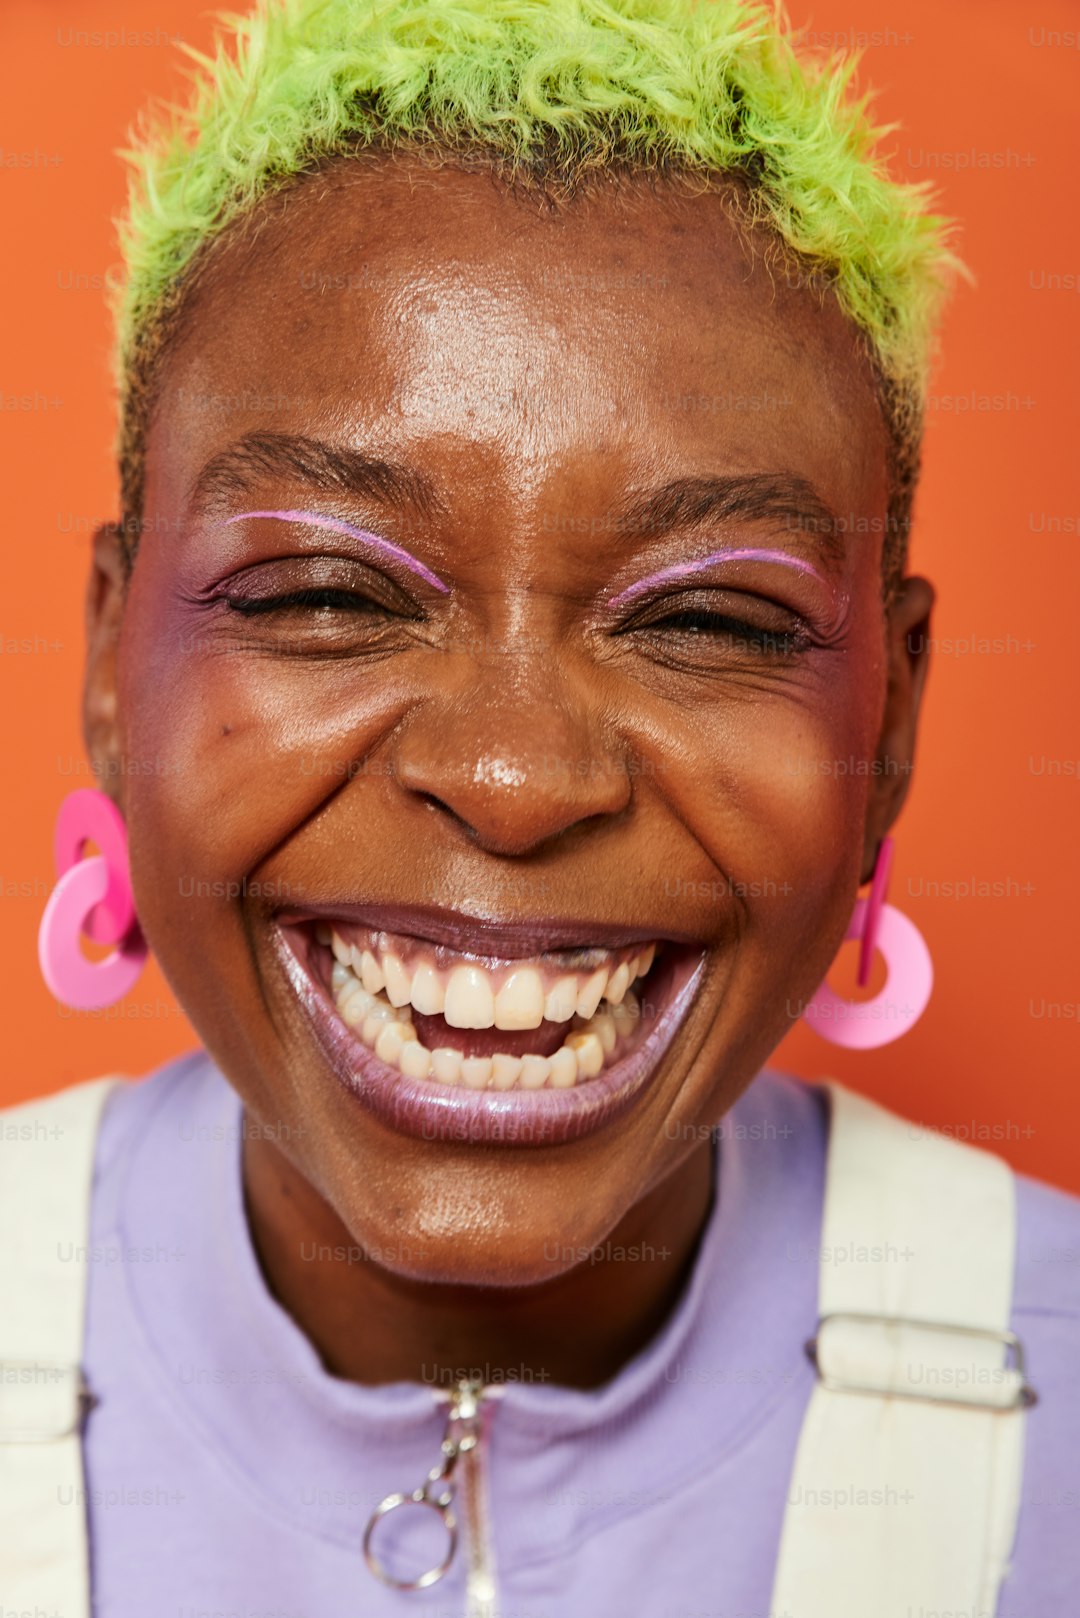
[38,788,148,1010]
[801,836,933,1049]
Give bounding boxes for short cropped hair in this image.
[111,0,960,590]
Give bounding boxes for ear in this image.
[862,574,934,881]
[82,521,128,810]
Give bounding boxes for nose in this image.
[389,660,633,857]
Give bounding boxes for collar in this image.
[112,1050,826,1562]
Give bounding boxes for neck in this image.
[240,1124,717,1391]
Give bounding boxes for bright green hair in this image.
[112,0,960,582]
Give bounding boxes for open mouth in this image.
[272,908,706,1145]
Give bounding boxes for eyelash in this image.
[224,587,391,617]
[219,586,813,659]
[621,603,811,658]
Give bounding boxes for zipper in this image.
[362,1375,502,1614]
[454,1379,498,1618]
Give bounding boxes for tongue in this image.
[408,1012,572,1059]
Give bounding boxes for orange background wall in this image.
[2,1,1077,1186]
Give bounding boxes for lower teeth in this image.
[329,962,641,1090]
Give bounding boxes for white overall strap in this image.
[770,1080,1030,1618]
[0,1076,124,1612]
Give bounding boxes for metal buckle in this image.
[804,1311,1038,1413]
[0,1360,97,1442]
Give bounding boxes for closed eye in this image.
[224,588,393,616]
[628,608,807,655]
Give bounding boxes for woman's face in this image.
[86,160,931,1285]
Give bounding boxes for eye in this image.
[191,555,427,658]
[224,586,391,617]
[616,589,813,660]
[642,608,804,655]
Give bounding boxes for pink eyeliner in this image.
[224,509,450,593]
[608,548,822,608]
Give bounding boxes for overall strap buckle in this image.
[0,1358,97,1442]
[805,1310,1038,1413]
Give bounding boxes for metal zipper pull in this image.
[363,1376,484,1592]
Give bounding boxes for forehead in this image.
[145,158,888,533]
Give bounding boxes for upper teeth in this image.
[322,928,655,1031]
[327,957,644,1090]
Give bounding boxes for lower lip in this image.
[271,926,706,1148]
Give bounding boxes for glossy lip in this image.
[269,919,708,1147]
[275,899,699,961]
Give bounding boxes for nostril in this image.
[413,791,478,838]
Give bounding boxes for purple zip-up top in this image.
[81,1050,1080,1614]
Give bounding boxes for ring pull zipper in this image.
[362,1376,486,1593]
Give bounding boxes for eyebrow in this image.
[604,471,848,607]
[188,436,847,597]
[186,430,443,523]
[614,471,847,558]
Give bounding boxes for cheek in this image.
[115,574,417,942]
[625,645,886,948]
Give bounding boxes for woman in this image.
[5,0,1078,1612]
